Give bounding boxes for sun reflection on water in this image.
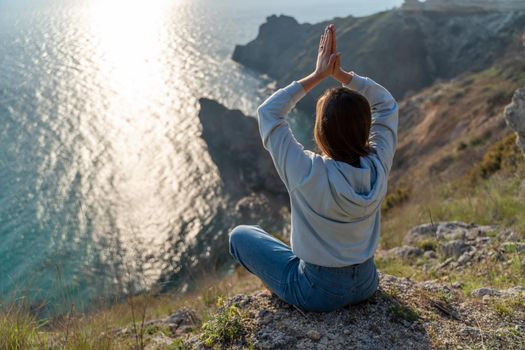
[74,0,206,289]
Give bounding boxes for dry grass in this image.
[0,266,264,349]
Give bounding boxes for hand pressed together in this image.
[314,24,338,79]
[299,24,353,92]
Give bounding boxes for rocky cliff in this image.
[198,98,287,201]
[233,9,525,114]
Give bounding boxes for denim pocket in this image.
[306,270,348,298]
[315,283,347,299]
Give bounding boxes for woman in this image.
[228,24,398,312]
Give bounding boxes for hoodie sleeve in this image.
[343,72,399,174]
[257,81,314,193]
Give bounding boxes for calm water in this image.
[0,0,402,313]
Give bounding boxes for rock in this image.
[403,222,492,246]
[439,240,470,259]
[254,329,295,349]
[424,250,437,259]
[404,223,439,245]
[466,225,496,240]
[452,282,463,289]
[501,286,525,296]
[438,257,455,270]
[319,336,329,346]
[167,308,200,328]
[460,326,482,337]
[475,237,491,245]
[307,329,322,341]
[436,222,473,241]
[385,246,424,259]
[198,98,286,199]
[259,314,273,325]
[145,334,177,350]
[504,87,525,158]
[500,229,520,242]
[457,251,473,264]
[472,285,525,299]
[471,288,502,298]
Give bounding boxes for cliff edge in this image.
[120,221,524,350]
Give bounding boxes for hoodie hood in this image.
[313,153,388,221]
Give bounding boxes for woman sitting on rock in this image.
[229,24,399,312]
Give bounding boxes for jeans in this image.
[228,224,379,312]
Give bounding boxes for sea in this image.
[0,0,403,315]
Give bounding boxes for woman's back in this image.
[256,73,398,267]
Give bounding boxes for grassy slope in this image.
[391,55,525,190]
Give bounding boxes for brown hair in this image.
[314,87,372,167]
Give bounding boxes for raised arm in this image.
[257,82,312,193]
[257,25,338,192]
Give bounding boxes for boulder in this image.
[385,246,424,259]
[439,240,470,259]
[403,223,439,245]
[436,222,472,240]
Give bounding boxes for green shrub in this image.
[199,297,245,348]
[382,185,412,213]
[387,304,419,322]
[168,338,187,350]
[468,133,524,183]
[416,239,438,252]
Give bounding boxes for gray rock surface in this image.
[403,223,439,245]
[439,240,469,259]
[504,87,525,158]
[385,246,424,259]
[198,98,286,200]
[383,222,522,277]
[181,273,524,349]
[403,221,497,246]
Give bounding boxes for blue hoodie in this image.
[256,73,399,267]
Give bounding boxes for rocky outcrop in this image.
[385,221,522,272]
[132,272,524,349]
[504,87,525,158]
[233,10,525,114]
[197,98,290,228]
[402,221,495,245]
[119,221,524,349]
[198,98,287,200]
